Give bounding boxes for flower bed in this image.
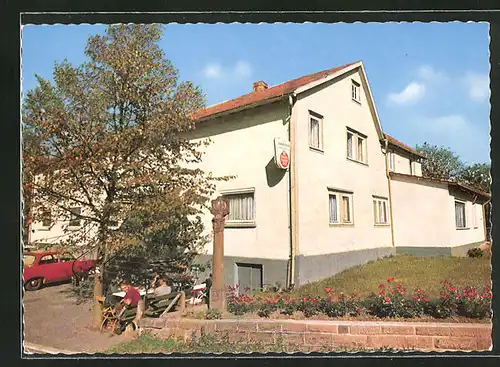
[226,279,492,321]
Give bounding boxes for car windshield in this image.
[23,255,36,267]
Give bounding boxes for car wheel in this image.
[25,278,43,291]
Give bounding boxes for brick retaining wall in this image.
[139,318,492,352]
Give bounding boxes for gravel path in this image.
[23,283,128,353]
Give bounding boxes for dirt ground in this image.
[23,283,130,353]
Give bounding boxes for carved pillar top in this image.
[211,196,229,233]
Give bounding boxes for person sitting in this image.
[152,277,172,297]
[114,279,141,316]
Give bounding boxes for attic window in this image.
[351,80,361,103]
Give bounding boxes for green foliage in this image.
[415,142,465,180]
[256,301,278,318]
[69,276,95,304]
[22,25,229,287]
[458,163,491,193]
[204,308,222,320]
[227,300,253,316]
[467,248,484,258]
[415,143,490,194]
[105,330,177,354]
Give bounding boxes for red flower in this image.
[325,287,333,293]
[356,307,361,313]
[378,284,385,289]
[387,277,394,283]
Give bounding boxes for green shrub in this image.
[467,248,484,258]
[204,309,222,320]
[227,301,253,316]
[256,301,278,318]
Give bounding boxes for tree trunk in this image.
[92,272,104,329]
[92,240,107,329]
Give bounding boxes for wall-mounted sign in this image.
[274,138,291,170]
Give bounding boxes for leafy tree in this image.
[415,142,465,180]
[22,25,226,327]
[458,163,491,193]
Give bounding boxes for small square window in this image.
[351,80,361,103]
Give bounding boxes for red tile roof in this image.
[193,62,358,121]
[384,134,427,159]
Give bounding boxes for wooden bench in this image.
[144,291,185,318]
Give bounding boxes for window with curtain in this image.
[455,201,466,228]
[309,113,322,150]
[223,192,255,224]
[347,131,353,159]
[357,136,365,162]
[329,191,353,225]
[346,128,367,163]
[329,194,338,224]
[373,197,389,224]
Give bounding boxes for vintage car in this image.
[23,250,97,291]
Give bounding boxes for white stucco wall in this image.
[186,102,291,261]
[393,152,412,175]
[449,196,485,247]
[293,69,392,257]
[391,176,485,248]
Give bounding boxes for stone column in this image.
[209,196,229,312]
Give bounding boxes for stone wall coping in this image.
[173,318,491,329]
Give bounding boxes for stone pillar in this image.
[209,196,229,312]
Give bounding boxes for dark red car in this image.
[23,250,97,291]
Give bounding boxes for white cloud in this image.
[388,82,425,105]
[234,60,252,78]
[464,72,489,102]
[416,65,448,83]
[202,63,222,79]
[426,114,469,135]
[201,60,252,80]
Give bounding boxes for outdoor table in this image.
[112,288,153,298]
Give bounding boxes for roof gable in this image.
[193,62,358,121]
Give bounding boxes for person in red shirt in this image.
[115,279,141,316]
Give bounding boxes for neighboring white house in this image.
[29,61,490,290]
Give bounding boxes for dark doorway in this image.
[236,263,263,294]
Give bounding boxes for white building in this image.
[30,61,490,290]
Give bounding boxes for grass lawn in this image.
[290,254,491,299]
[104,331,397,354]
[104,332,304,354]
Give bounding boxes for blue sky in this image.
[22,23,490,164]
